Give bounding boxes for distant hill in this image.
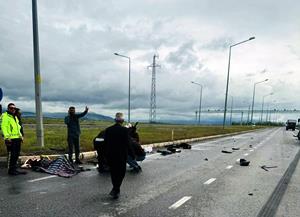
[22,111,113,121]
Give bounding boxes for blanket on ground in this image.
[39,156,78,178]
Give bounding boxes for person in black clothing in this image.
[104,112,133,199]
[93,129,109,173]
[127,122,145,172]
[15,108,24,137]
[64,106,89,164]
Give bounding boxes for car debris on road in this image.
[260,165,278,171]
[240,159,250,166]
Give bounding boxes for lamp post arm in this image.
[231,37,255,47]
[223,47,232,128]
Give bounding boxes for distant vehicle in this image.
[286,119,296,131]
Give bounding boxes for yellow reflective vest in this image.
[1,112,22,140]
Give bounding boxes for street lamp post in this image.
[240,111,244,125]
[229,96,233,125]
[247,104,250,125]
[265,104,269,122]
[260,92,273,123]
[32,0,44,147]
[114,53,131,123]
[250,79,268,124]
[191,81,203,125]
[222,37,255,128]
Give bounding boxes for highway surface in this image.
[1,127,300,217]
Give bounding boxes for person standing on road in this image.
[64,106,89,164]
[1,103,26,175]
[104,112,133,199]
[15,108,24,137]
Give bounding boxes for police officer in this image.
[1,103,26,175]
[104,113,133,199]
[64,106,89,164]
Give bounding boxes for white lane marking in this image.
[236,158,240,162]
[169,196,192,210]
[28,175,57,183]
[254,147,257,149]
[226,165,233,169]
[192,148,208,151]
[250,149,254,152]
[204,178,216,185]
[244,153,249,156]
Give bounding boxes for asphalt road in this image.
[0,127,299,217]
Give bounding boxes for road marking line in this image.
[28,175,57,183]
[244,153,249,156]
[169,196,192,210]
[236,158,240,162]
[226,165,233,169]
[204,178,216,185]
[192,148,208,151]
[250,149,254,152]
[254,147,257,149]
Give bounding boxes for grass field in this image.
[0,118,266,156]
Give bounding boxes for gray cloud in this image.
[0,0,299,120]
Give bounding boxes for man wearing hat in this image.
[104,112,133,199]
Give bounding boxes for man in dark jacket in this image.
[64,106,88,164]
[104,112,132,199]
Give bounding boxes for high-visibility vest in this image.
[1,112,22,140]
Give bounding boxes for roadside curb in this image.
[0,128,263,166]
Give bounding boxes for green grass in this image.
[0,118,267,156]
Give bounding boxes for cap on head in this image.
[115,112,124,122]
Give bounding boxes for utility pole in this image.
[240,111,244,125]
[247,105,250,125]
[32,0,44,147]
[148,55,160,123]
[229,96,233,125]
[195,110,198,124]
[266,104,269,122]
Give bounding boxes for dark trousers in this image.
[67,136,80,161]
[6,139,21,172]
[109,161,127,192]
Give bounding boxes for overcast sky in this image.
[0,0,299,120]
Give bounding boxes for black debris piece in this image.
[167,146,176,153]
[222,150,233,154]
[240,159,250,166]
[204,158,208,161]
[260,165,278,171]
[249,145,253,148]
[248,193,253,196]
[167,146,181,153]
[232,147,240,150]
[157,150,173,156]
[177,143,192,149]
